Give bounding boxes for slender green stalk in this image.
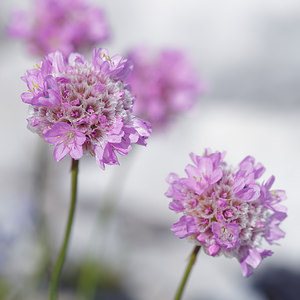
[49,159,79,300]
[174,246,201,300]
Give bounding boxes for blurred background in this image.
[0,0,300,299]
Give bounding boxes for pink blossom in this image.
[170,215,198,239]
[21,48,151,168]
[240,247,273,277]
[7,0,109,57]
[44,122,86,161]
[127,48,203,130]
[182,153,223,195]
[233,156,263,201]
[93,49,133,81]
[21,70,61,107]
[212,221,240,249]
[207,243,221,256]
[166,150,287,276]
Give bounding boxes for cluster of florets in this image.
[8,0,109,56]
[166,150,287,276]
[127,48,202,130]
[21,48,151,169]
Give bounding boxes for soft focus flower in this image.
[8,0,109,57]
[127,48,203,130]
[166,149,287,277]
[21,48,151,169]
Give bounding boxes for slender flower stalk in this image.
[174,246,201,300]
[49,159,79,300]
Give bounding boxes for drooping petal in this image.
[170,215,198,239]
[169,201,184,212]
[102,144,119,166]
[264,211,287,244]
[132,118,152,146]
[94,144,106,170]
[21,92,35,104]
[207,243,221,256]
[53,143,70,162]
[69,144,83,160]
[240,260,254,277]
[112,140,132,156]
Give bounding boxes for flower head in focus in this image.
[8,0,109,57]
[166,149,287,276]
[21,48,151,169]
[127,48,203,130]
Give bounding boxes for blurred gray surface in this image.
[1,0,300,299]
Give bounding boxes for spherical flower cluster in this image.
[166,150,287,277]
[127,48,203,130]
[8,0,109,57]
[21,48,151,169]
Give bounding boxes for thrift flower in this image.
[127,48,203,130]
[8,0,109,57]
[166,150,287,277]
[21,48,151,169]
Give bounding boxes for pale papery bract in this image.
[21,48,151,169]
[166,149,287,277]
[7,0,109,57]
[127,48,203,130]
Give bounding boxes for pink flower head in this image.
[127,48,203,130]
[21,49,151,168]
[166,150,287,277]
[7,0,109,57]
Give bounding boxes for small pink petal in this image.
[54,143,70,162]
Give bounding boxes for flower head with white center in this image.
[7,0,109,57]
[21,48,152,169]
[166,149,287,277]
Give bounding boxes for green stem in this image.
[49,159,79,300]
[174,245,201,300]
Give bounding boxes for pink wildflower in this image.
[127,48,203,130]
[21,48,151,168]
[166,149,287,277]
[7,0,109,57]
[43,122,86,161]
